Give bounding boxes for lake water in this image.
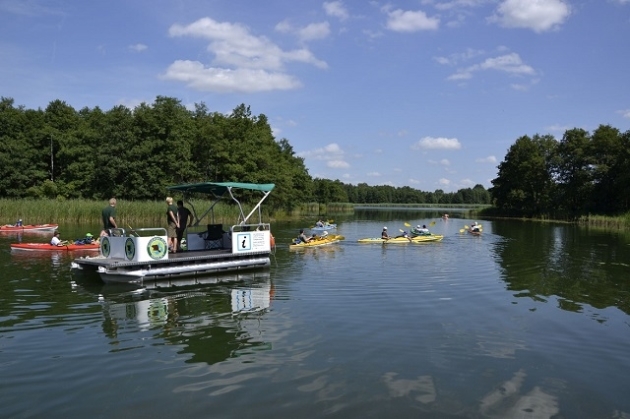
[2,213,630,418]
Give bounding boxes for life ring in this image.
[270,233,276,248]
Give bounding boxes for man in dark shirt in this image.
[176,200,193,251]
[100,198,117,237]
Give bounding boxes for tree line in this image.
[489,125,630,220]
[0,96,491,208]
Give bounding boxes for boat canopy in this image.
[167,182,275,196]
[167,182,275,226]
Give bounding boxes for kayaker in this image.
[381,226,390,240]
[396,230,413,242]
[471,222,481,233]
[298,229,312,243]
[75,233,96,245]
[50,231,64,247]
[416,224,430,235]
[16,219,23,227]
[315,219,324,227]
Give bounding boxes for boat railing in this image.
[106,227,167,237]
[230,223,271,233]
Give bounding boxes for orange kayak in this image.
[11,242,100,252]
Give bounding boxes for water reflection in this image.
[478,369,559,418]
[491,222,630,315]
[83,271,274,365]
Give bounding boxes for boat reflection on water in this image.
[11,246,65,268]
[73,270,274,365]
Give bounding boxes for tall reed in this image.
[0,199,272,227]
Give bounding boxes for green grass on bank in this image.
[2,199,630,230]
[0,199,354,227]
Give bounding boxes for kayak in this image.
[289,234,344,249]
[310,223,337,231]
[11,242,101,252]
[1,224,59,232]
[358,235,444,244]
[410,228,434,237]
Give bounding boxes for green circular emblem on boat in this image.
[101,236,111,257]
[147,237,167,260]
[125,237,136,260]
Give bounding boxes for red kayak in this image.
[1,224,59,232]
[11,242,100,252]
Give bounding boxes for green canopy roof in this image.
[167,182,275,196]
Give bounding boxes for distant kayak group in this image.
[290,217,481,249]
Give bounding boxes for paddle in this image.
[404,222,411,227]
[429,221,436,227]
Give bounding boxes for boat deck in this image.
[74,248,234,268]
[72,247,272,284]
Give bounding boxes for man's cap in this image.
[86,233,93,237]
[383,226,387,230]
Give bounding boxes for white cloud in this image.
[448,52,535,81]
[128,43,148,52]
[328,160,350,168]
[439,178,451,186]
[324,1,349,20]
[412,136,462,150]
[546,124,571,132]
[161,61,301,93]
[165,17,327,93]
[432,0,491,11]
[475,155,497,163]
[0,0,61,16]
[276,20,331,42]
[117,98,145,109]
[275,20,292,33]
[384,8,440,32]
[408,178,422,184]
[458,178,476,187]
[298,143,345,161]
[617,109,630,119]
[440,159,451,166]
[434,48,485,66]
[489,0,571,33]
[298,22,331,41]
[367,171,381,177]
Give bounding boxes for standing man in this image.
[100,198,117,237]
[166,197,179,253]
[176,200,193,251]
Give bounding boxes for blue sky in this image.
[2,0,629,192]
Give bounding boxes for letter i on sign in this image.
[237,233,252,251]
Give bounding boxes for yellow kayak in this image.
[290,234,344,249]
[358,235,443,244]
